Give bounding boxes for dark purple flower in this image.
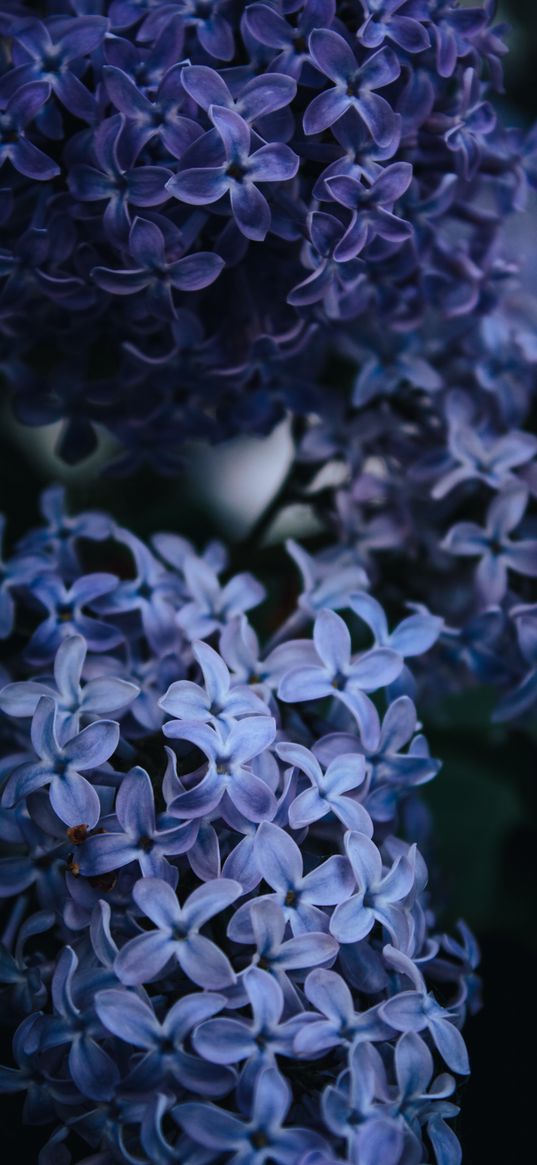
[167,106,299,241]
[329,831,415,949]
[358,1,431,54]
[0,82,59,179]
[2,695,119,829]
[304,31,400,145]
[442,483,537,604]
[244,1,336,79]
[115,875,242,988]
[325,161,413,259]
[5,17,108,122]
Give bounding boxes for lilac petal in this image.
[244,965,283,1028]
[169,252,224,290]
[227,769,277,822]
[49,770,101,829]
[378,855,414,902]
[230,182,271,241]
[314,609,351,674]
[504,541,537,578]
[278,666,333,702]
[165,992,226,1042]
[308,28,357,83]
[69,1036,119,1102]
[476,554,507,604]
[179,934,236,989]
[253,1065,291,1129]
[488,484,528,538]
[345,832,382,888]
[380,991,426,1031]
[81,676,139,713]
[64,719,119,770]
[305,967,354,1023]
[303,88,350,135]
[395,1031,434,1098]
[330,895,374,943]
[227,715,276,764]
[325,754,366,795]
[244,4,294,49]
[102,65,152,116]
[349,592,389,641]
[255,823,302,892]
[289,787,328,828]
[128,216,165,268]
[428,1115,462,1165]
[128,166,172,206]
[241,74,297,120]
[277,931,338,969]
[193,1018,255,1063]
[276,742,322,785]
[210,105,251,159]
[174,1103,244,1149]
[166,167,228,205]
[182,878,242,930]
[0,680,52,718]
[91,267,150,295]
[390,614,443,656]
[169,770,223,819]
[54,635,85,700]
[371,161,413,203]
[116,767,155,837]
[181,65,231,112]
[133,876,181,929]
[429,1018,470,1075]
[31,695,58,759]
[249,143,299,182]
[348,648,402,691]
[195,640,230,704]
[1,761,50,806]
[358,91,399,147]
[302,855,354,905]
[95,989,159,1048]
[115,930,176,985]
[77,832,137,875]
[160,680,209,720]
[339,690,381,751]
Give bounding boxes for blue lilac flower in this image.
[0,478,489,1160]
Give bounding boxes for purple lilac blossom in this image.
[0,494,478,1164]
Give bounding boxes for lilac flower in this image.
[442,483,537,604]
[329,832,415,949]
[228,898,338,1008]
[159,639,269,728]
[358,2,431,54]
[228,821,354,936]
[26,945,119,1101]
[322,1041,404,1164]
[68,115,173,238]
[92,217,225,319]
[325,162,413,260]
[192,965,304,1101]
[276,741,372,832]
[176,555,266,639]
[175,1063,327,1162]
[0,635,138,739]
[115,875,242,988]
[77,767,197,878]
[0,81,59,179]
[17,485,112,572]
[25,572,122,661]
[5,16,108,121]
[163,713,277,822]
[287,211,365,314]
[2,696,119,829]
[293,968,393,1055]
[379,945,470,1075]
[167,106,299,241]
[102,62,201,156]
[95,987,232,1094]
[304,31,401,145]
[278,608,403,749]
[244,1,336,79]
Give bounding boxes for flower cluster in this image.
[0,489,478,1164]
[1,0,531,468]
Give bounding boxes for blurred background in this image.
[1,2,537,1161]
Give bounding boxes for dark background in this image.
[1,2,537,1160]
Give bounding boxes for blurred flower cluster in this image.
[0,488,479,1164]
[1,0,534,469]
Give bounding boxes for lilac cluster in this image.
[0,488,478,1164]
[1,0,532,468]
